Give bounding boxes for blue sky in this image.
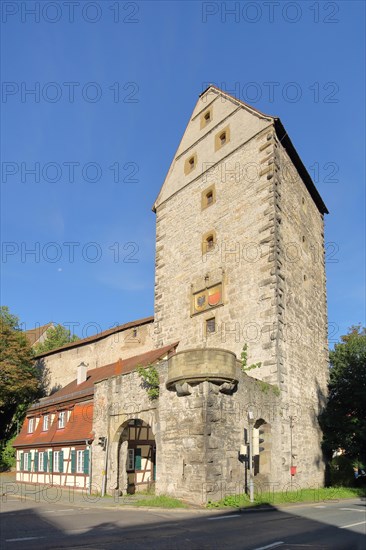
[1,0,365,345]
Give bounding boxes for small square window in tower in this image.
[184,153,197,175]
[200,109,212,128]
[201,185,216,210]
[202,230,217,254]
[206,318,216,334]
[206,235,214,250]
[215,125,230,151]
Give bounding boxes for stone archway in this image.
[112,418,156,495]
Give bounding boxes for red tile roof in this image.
[29,342,179,411]
[13,403,94,448]
[33,316,154,358]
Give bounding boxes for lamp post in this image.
[248,410,254,503]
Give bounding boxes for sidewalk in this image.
[0,471,211,513]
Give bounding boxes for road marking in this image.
[340,508,365,514]
[314,505,326,508]
[252,543,284,550]
[43,508,74,513]
[340,520,366,529]
[207,514,241,520]
[6,537,46,542]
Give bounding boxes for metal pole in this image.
[248,422,254,503]
[101,437,108,497]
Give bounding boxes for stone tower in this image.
[153,86,329,488]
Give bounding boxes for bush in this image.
[328,455,366,487]
[0,437,16,471]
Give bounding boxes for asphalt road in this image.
[1,495,365,549]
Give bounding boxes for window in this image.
[38,451,44,472]
[206,235,214,250]
[200,108,212,128]
[201,185,216,210]
[215,125,230,151]
[23,452,31,471]
[53,451,60,473]
[132,328,137,337]
[58,411,66,429]
[202,230,217,254]
[127,449,135,471]
[184,153,197,175]
[28,418,34,433]
[206,318,216,334]
[76,450,84,473]
[43,415,49,431]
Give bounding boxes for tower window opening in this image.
[206,318,216,334]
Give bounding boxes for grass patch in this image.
[133,494,187,508]
[207,486,366,509]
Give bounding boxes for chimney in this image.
[77,362,88,385]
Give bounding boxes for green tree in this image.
[0,307,41,444]
[320,325,366,463]
[33,324,79,354]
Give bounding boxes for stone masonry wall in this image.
[92,358,283,505]
[274,139,329,486]
[36,321,154,392]
[154,123,281,384]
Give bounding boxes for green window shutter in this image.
[59,450,64,473]
[70,450,76,473]
[135,448,141,470]
[20,453,24,471]
[34,451,38,472]
[44,451,48,471]
[83,449,89,474]
[48,451,53,473]
[28,452,32,471]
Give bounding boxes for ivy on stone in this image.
[137,365,159,400]
[240,343,262,373]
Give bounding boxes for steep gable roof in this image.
[153,85,328,215]
[24,322,54,346]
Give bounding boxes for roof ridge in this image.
[33,315,154,358]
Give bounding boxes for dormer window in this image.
[58,411,66,429]
[201,185,216,210]
[43,415,49,431]
[28,418,34,433]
